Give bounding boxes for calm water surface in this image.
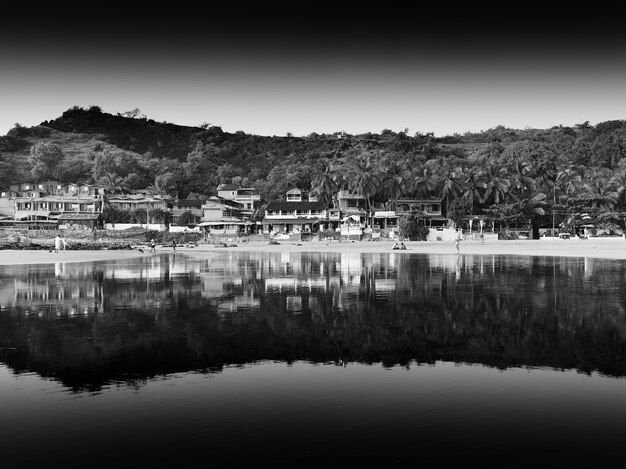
[1,251,626,468]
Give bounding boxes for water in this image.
[1,251,625,467]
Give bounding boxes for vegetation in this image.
[3,106,626,236]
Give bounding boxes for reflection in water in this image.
[1,252,626,391]
[2,252,626,467]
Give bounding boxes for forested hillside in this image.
[2,105,626,235]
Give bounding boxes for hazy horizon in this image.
[2,6,626,138]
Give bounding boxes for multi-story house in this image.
[261,188,328,238]
[0,181,105,230]
[171,199,204,226]
[106,194,170,229]
[394,198,445,226]
[216,184,261,218]
[199,196,253,237]
[370,197,446,237]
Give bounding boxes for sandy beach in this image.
[1,237,626,265]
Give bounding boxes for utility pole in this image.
[552,185,556,237]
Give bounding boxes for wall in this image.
[104,223,167,231]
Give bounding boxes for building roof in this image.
[217,184,239,191]
[174,199,203,208]
[266,201,328,211]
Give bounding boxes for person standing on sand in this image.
[54,234,62,253]
[454,229,462,253]
[150,238,156,253]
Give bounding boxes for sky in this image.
[2,5,626,138]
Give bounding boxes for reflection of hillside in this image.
[1,252,626,392]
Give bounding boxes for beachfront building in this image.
[335,189,367,218]
[0,181,105,230]
[106,194,170,230]
[393,198,446,225]
[171,199,204,227]
[198,196,253,237]
[216,184,261,218]
[261,188,328,239]
[371,198,447,236]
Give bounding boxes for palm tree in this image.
[581,174,618,212]
[437,167,463,213]
[346,153,381,214]
[555,166,582,201]
[410,165,435,199]
[460,167,486,210]
[310,159,340,207]
[97,172,127,197]
[508,159,535,198]
[381,156,410,210]
[516,191,548,238]
[609,164,626,210]
[483,159,511,205]
[147,173,177,198]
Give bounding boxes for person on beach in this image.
[54,234,63,253]
[150,238,156,253]
[171,239,176,251]
[454,229,462,253]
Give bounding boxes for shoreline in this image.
[1,237,626,265]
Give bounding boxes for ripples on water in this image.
[1,252,625,467]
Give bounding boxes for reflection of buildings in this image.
[4,251,626,394]
[0,262,104,317]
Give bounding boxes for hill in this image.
[2,105,626,237]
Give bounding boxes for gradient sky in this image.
[2,5,626,138]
